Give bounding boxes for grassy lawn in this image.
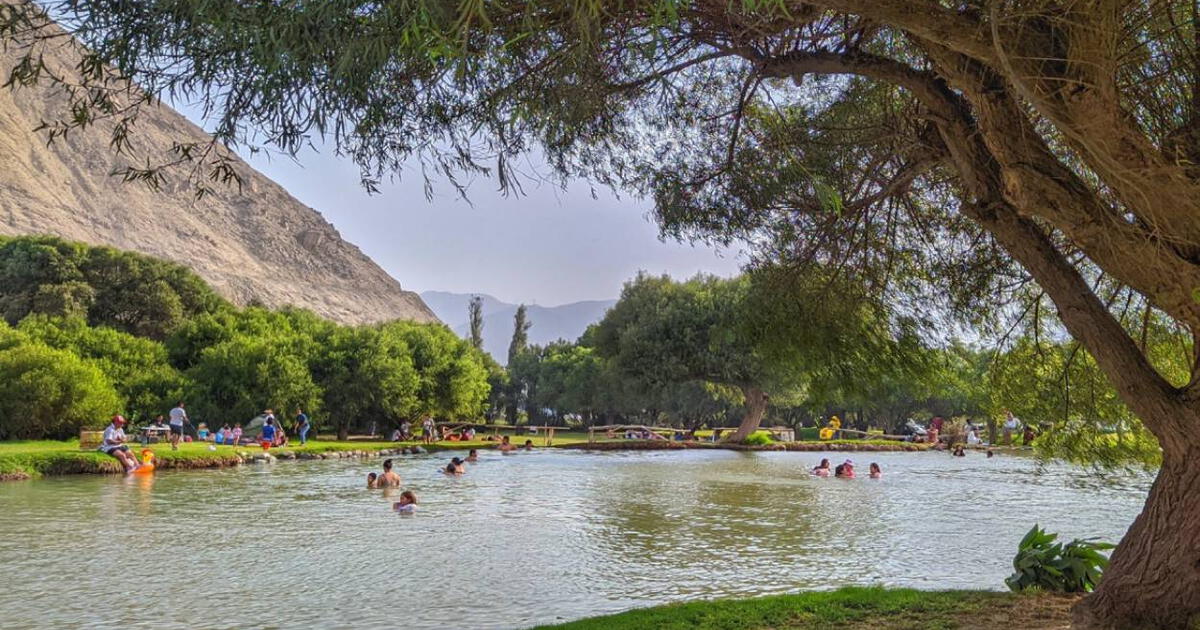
[531,587,1078,630]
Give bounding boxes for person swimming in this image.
[444,457,465,474]
[498,435,516,452]
[522,439,534,451]
[393,490,417,513]
[868,462,882,479]
[811,458,831,477]
[366,472,378,488]
[378,459,402,487]
[465,449,479,463]
[834,459,856,478]
[952,445,966,457]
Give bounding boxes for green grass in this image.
[530,587,1077,630]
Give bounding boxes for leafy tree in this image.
[594,273,801,441]
[383,322,490,420]
[185,333,322,426]
[13,1,1200,621]
[0,341,121,440]
[17,315,188,419]
[0,236,226,338]
[314,326,419,440]
[507,304,530,366]
[468,295,484,352]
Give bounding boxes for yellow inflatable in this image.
[133,449,156,474]
[819,428,835,440]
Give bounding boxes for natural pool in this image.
[0,449,1150,629]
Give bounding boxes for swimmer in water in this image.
[393,490,417,513]
[444,457,466,475]
[812,458,831,477]
[465,448,479,463]
[498,435,516,452]
[869,463,882,479]
[367,472,378,488]
[834,459,856,478]
[522,439,534,451]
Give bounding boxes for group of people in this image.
[810,458,883,479]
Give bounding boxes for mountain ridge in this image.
[421,291,616,361]
[0,25,437,326]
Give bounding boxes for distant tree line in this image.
[0,236,491,440]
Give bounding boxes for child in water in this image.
[811,458,831,477]
[522,440,534,451]
[393,490,417,513]
[366,472,378,488]
[465,449,479,463]
[444,457,466,474]
[869,463,882,479]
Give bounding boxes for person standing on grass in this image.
[259,417,277,451]
[422,416,436,444]
[295,408,310,445]
[168,401,187,451]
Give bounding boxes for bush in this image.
[0,342,121,439]
[1005,524,1114,593]
[743,432,774,446]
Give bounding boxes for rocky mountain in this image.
[0,29,436,326]
[422,291,616,361]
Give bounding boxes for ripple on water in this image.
[0,449,1150,629]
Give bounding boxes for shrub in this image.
[1005,524,1114,593]
[743,432,774,446]
[0,342,121,439]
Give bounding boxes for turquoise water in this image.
[0,449,1149,629]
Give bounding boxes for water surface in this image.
[0,449,1149,629]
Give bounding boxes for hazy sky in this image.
[226,140,744,306]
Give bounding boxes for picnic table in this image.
[139,425,170,445]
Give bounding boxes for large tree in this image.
[468,295,484,352]
[6,1,1200,625]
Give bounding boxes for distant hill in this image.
[421,291,616,361]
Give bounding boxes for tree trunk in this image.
[725,386,768,442]
[1073,450,1200,629]
[337,425,348,441]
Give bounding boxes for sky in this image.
[223,138,744,307]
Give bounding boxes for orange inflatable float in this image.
[132,449,156,474]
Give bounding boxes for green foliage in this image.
[315,325,420,438]
[742,432,773,446]
[185,333,321,425]
[17,315,188,418]
[0,236,227,338]
[1005,525,1114,594]
[0,341,120,440]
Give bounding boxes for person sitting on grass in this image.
[99,415,140,473]
[465,449,479,463]
[393,490,417,513]
[258,417,277,451]
[443,457,466,475]
[498,435,516,453]
[378,459,402,487]
[869,463,882,479]
[522,439,535,451]
[366,472,378,489]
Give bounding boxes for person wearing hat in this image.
[443,457,465,475]
[834,459,856,478]
[99,415,139,472]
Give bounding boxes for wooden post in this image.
[546,427,555,446]
[589,427,594,443]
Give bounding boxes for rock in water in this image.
[0,21,437,326]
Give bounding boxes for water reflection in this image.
[0,449,1150,630]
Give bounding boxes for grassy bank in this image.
[0,431,931,480]
[530,587,1078,630]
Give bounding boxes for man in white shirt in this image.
[168,401,188,450]
[99,415,139,472]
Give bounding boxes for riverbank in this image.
[530,587,1078,630]
[0,434,940,480]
